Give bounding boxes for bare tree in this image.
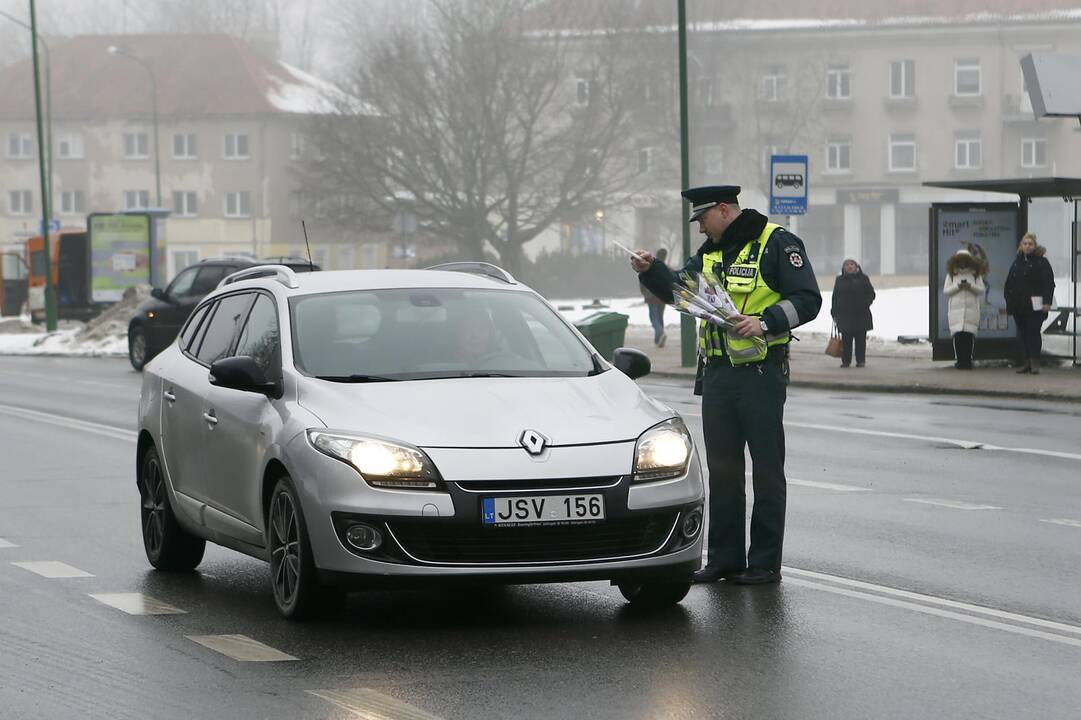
[298,0,646,275]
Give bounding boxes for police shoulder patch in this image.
[782,244,802,254]
[788,251,804,268]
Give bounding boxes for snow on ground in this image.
[553,285,931,340]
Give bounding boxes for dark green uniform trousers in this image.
[700,358,788,571]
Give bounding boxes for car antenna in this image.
[301,220,315,271]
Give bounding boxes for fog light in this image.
[345,523,383,551]
[681,510,702,539]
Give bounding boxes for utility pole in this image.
[677,0,694,367]
[29,0,56,330]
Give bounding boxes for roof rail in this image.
[425,261,516,284]
[219,264,300,289]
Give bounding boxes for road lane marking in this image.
[186,634,297,662]
[0,538,17,549]
[785,577,1081,649]
[12,561,94,578]
[743,472,870,492]
[89,593,186,615]
[783,567,1081,638]
[1041,518,1081,528]
[0,403,135,443]
[308,689,443,720]
[904,498,1002,511]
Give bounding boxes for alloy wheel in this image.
[141,453,166,557]
[130,331,146,368]
[269,490,301,607]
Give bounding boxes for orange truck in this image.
[25,229,98,323]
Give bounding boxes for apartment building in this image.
[0,34,383,279]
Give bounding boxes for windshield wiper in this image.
[314,374,399,383]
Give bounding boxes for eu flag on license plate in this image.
[482,498,496,524]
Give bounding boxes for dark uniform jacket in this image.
[831,270,875,334]
[638,209,822,337]
[1003,249,1055,315]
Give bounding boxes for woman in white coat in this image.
[943,248,986,369]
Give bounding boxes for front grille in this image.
[453,476,623,493]
[387,513,679,565]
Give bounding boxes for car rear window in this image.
[193,293,254,365]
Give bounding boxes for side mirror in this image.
[613,347,650,380]
[209,356,281,397]
[150,287,169,302]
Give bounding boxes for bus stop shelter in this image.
[923,177,1080,366]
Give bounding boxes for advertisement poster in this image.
[90,214,151,302]
[933,205,1020,341]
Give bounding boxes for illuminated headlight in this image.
[633,418,692,483]
[307,430,444,490]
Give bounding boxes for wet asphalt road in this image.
[1,355,1079,720]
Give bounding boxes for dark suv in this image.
[127,257,319,370]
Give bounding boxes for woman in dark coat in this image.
[831,258,876,368]
[1003,232,1055,374]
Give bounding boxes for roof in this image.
[0,34,369,120]
[923,177,1081,198]
[225,269,531,297]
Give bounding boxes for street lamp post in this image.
[27,0,56,330]
[107,45,161,209]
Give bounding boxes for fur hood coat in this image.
[943,250,985,335]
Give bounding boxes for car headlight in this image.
[306,430,445,490]
[633,418,692,483]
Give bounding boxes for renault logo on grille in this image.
[518,429,548,455]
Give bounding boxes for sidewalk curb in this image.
[647,369,1081,403]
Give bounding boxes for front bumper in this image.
[287,434,704,583]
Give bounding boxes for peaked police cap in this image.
[682,185,741,222]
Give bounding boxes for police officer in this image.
[631,185,821,585]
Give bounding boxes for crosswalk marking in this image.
[11,561,94,578]
[0,538,17,549]
[186,634,297,662]
[308,689,443,720]
[89,593,186,615]
[904,498,1001,511]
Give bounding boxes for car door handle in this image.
[163,390,176,403]
[202,410,218,426]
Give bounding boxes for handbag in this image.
[825,323,843,358]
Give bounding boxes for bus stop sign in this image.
[770,154,808,216]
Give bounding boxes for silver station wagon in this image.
[136,263,704,619]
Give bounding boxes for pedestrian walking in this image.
[943,248,986,369]
[631,185,822,585]
[1003,232,1055,374]
[830,259,875,368]
[640,248,670,347]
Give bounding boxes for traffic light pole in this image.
[29,0,56,330]
[677,0,694,367]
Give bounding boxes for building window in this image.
[171,250,199,276]
[223,133,250,159]
[703,145,724,175]
[224,191,251,217]
[826,139,851,172]
[172,133,198,159]
[637,147,654,174]
[123,132,149,159]
[575,78,591,106]
[954,59,981,96]
[954,131,982,169]
[172,191,198,217]
[124,190,150,210]
[8,190,32,215]
[826,64,851,100]
[58,190,85,215]
[56,133,84,160]
[761,67,787,102]
[7,132,34,159]
[889,60,914,98]
[1021,138,1047,168]
[289,132,305,160]
[695,77,716,107]
[888,133,916,172]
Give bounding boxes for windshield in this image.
[289,288,597,380]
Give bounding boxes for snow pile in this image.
[0,285,148,357]
[75,284,149,346]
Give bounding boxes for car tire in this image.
[139,445,206,571]
[129,325,150,371]
[617,579,692,608]
[267,475,338,620]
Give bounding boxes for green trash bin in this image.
[573,311,628,361]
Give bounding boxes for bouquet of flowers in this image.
[669,270,768,355]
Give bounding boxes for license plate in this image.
[482,494,605,525]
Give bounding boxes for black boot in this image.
[1016,360,1031,374]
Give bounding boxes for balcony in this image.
[948,94,985,110]
[883,95,918,112]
